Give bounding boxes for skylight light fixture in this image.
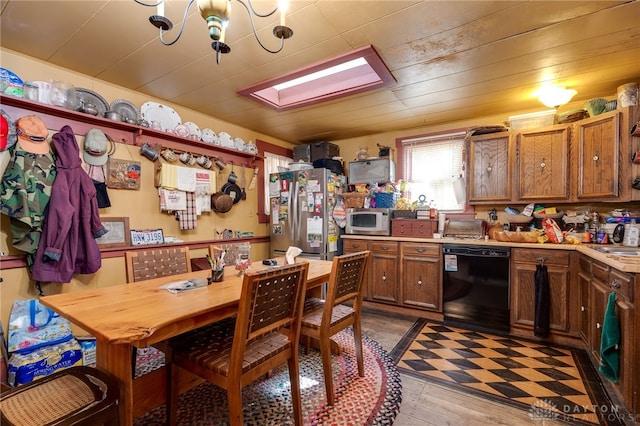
[135,0,293,64]
[237,46,395,111]
[273,58,368,91]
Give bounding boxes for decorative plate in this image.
[218,131,234,148]
[174,123,190,138]
[233,137,246,151]
[183,121,201,140]
[245,140,258,155]
[141,101,181,132]
[201,128,217,144]
[110,99,140,122]
[75,88,110,117]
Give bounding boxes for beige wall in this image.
[0,49,286,329]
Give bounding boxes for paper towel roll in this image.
[438,213,447,234]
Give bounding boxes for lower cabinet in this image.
[343,239,400,303]
[369,241,399,304]
[578,255,637,417]
[401,242,441,311]
[342,239,441,312]
[510,249,578,342]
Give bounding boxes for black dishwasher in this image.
[442,245,510,333]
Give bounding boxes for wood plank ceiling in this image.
[1,0,639,143]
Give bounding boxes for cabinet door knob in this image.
[581,306,585,312]
[382,272,387,282]
[417,276,423,287]
[381,246,388,251]
[596,322,601,329]
[540,158,546,171]
[417,248,426,253]
[611,279,621,289]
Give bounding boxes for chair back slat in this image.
[125,247,191,282]
[244,264,308,341]
[329,251,370,308]
[230,263,308,355]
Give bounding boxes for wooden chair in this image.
[0,366,121,426]
[300,250,370,405]
[125,247,191,378]
[125,247,191,283]
[165,262,309,426]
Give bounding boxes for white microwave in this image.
[345,208,392,236]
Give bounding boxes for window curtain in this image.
[263,151,292,215]
[402,132,466,211]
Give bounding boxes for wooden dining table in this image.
[40,258,333,425]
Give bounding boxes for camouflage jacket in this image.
[0,141,56,254]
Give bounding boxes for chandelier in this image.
[135,0,293,64]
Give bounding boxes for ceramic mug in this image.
[161,148,177,162]
[214,158,227,170]
[179,152,195,166]
[197,155,212,169]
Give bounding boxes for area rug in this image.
[390,319,626,426]
[134,330,401,425]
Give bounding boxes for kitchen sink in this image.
[590,246,640,256]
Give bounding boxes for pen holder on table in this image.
[211,268,224,282]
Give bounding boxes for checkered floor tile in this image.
[393,321,624,425]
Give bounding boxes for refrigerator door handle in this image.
[288,180,295,237]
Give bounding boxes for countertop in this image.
[341,234,640,273]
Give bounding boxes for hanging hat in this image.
[1,109,17,151]
[16,115,50,154]
[83,128,109,166]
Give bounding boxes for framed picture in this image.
[95,217,131,248]
[106,158,141,190]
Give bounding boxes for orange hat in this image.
[16,115,50,154]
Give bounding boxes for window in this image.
[255,140,293,223]
[401,132,466,212]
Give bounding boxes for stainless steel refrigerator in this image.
[269,168,342,260]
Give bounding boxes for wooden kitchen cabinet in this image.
[467,132,514,204]
[343,239,400,304]
[510,249,579,345]
[578,255,637,417]
[369,241,399,304]
[401,242,441,311]
[575,110,621,200]
[516,125,570,201]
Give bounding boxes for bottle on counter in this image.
[623,218,639,247]
[429,200,437,219]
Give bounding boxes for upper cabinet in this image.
[467,106,640,205]
[573,106,639,202]
[516,125,571,202]
[467,132,514,204]
[575,111,621,200]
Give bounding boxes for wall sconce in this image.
[538,86,578,109]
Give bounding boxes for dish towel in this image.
[534,263,550,338]
[599,291,620,383]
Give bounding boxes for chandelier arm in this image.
[240,0,279,18]
[235,0,286,53]
[134,0,164,7]
[157,0,197,46]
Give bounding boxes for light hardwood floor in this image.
[359,308,638,426]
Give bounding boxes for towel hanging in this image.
[533,263,550,338]
[599,291,620,383]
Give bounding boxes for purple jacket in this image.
[31,125,107,283]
